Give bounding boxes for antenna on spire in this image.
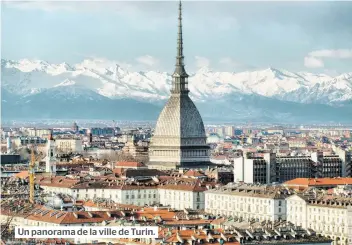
[177,0,183,60]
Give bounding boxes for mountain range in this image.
[1,58,352,123]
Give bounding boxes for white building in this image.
[233,153,275,184]
[234,151,348,184]
[205,183,290,222]
[36,176,208,210]
[72,182,159,207]
[158,179,207,210]
[286,192,352,245]
[56,138,83,153]
[27,128,52,138]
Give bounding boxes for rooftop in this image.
[284,177,352,187]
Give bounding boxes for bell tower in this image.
[46,132,56,174]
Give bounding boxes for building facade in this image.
[234,151,350,184]
[286,193,352,245]
[205,183,289,222]
[55,138,83,153]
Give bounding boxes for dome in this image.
[153,94,206,138]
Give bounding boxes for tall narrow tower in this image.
[46,133,57,174]
[148,1,211,170]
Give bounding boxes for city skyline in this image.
[2,1,352,75]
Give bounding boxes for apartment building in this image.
[35,175,208,210]
[55,138,83,153]
[234,151,350,184]
[205,183,290,222]
[159,179,207,210]
[13,136,47,147]
[286,191,352,245]
[26,128,52,138]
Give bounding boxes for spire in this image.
[171,0,189,94]
[176,0,184,67]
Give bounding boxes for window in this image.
[278,201,282,206]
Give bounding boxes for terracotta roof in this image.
[135,208,177,221]
[36,176,80,188]
[26,207,123,225]
[82,200,98,207]
[211,217,226,225]
[14,171,29,179]
[115,161,146,168]
[164,219,213,225]
[124,169,168,178]
[161,229,239,245]
[159,179,208,192]
[183,170,206,177]
[112,168,123,175]
[284,177,352,187]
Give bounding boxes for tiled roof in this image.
[183,170,205,177]
[284,177,352,187]
[115,161,146,168]
[206,183,292,199]
[159,179,208,192]
[36,176,80,188]
[26,207,123,225]
[124,169,169,178]
[14,170,29,179]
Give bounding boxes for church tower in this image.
[46,133,56,174]
[148,1,211,170]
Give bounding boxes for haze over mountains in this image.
[1,58,352,123]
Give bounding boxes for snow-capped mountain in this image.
[1,58,352,122]
[2,58,352,104]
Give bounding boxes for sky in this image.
[2,0,352,74]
